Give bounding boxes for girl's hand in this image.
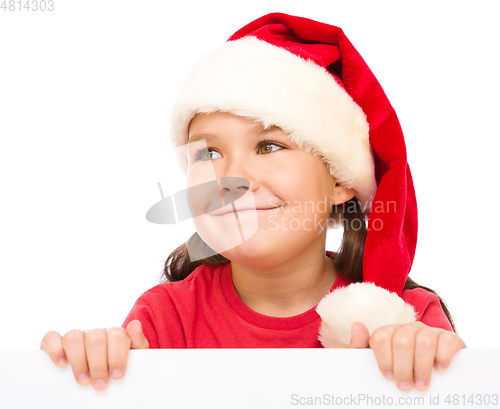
[40,319,149,391]
[347,321,466,391]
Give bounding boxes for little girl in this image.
[40,12,466,393]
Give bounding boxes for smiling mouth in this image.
[214,207,278,216]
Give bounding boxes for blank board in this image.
[0,349,498,409]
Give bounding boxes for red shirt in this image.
[122,252,453,348]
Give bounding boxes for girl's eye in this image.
[258,141,283,154]
[194,141,283,161]
[196,148,221,161]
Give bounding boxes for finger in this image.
[369,325,399,381]
[126,320,150,349]
[413,328,439,391]
[62,329,91,385]
[434,331,467,371]
[392,324,420,391]
[40,331,68,368]
[106,327,131,380]
[349,322,370,348]
[84,329,109,391]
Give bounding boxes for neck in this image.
[230,243,337,317]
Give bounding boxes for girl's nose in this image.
[219,176,250,192]
[218,160,260,195]
[219,176,252,205]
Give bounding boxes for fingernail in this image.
[384,371,393,380]
[92,379,106,389]
[111,369,123,379]
[415,380,426,389]
[78,373,89,383]
[58,357,67,366]
[398,381,412,390]
[436,363,445,370]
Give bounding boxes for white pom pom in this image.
[316,282,417,348]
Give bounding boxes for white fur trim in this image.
[169,36,377,215]
[316,282,417,348]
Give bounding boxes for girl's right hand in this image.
[40,319,149,391]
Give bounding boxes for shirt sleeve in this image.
[402,287,454,332]
[122,296,160,349]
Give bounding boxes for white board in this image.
[0,349,498,409]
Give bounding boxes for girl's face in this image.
[186,111,355,268]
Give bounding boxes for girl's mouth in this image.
[214,207,279,216]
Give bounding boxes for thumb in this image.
[126,320,150,349]
[348,321,370,348]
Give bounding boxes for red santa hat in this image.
[169,12,418,347]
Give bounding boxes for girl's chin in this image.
[217,233,292,260]
[195,215,321,257]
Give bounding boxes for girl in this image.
[40,12,466,393]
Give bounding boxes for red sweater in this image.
[122,251,453,348]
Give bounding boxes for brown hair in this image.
[159,198,456,332]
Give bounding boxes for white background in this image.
[0,0,498,349]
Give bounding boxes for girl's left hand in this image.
[347,321,466,391]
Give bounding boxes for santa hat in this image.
[169,12,418,347]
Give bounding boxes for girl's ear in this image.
[332,183,357,206]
